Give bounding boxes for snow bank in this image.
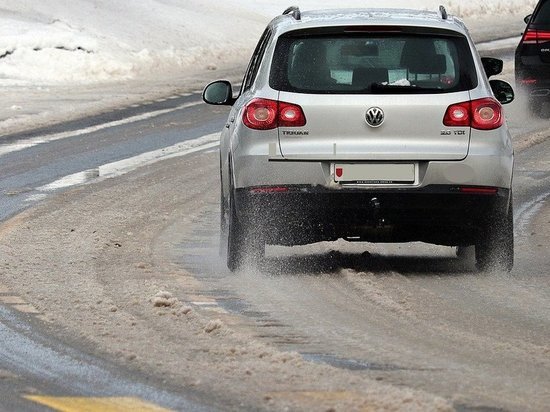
[242,0,538,19]
[0,0,538,86]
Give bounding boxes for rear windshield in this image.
[270,29,478,94]
[533,0,550,24]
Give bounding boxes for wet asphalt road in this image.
[173,136,550,411]
[0,93,228,222]
[0,95,229,411]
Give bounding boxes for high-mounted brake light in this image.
[444,98,503,130]
[522,29,550,45]
[243,98,306,130]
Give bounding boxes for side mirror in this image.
[524,14,532,24]
[203,80,235,105]
[490,80,514,105]
[481,57,503,78]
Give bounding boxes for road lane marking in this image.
[24,396,172,412]
[29,133,219,195]
[266,390,369,407]
[24,193,48,202]
[12,304,41,314]
[0,296,26,304]
[0,295,41,314]
[0,100,202,158]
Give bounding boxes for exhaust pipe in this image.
[531,89,550,97]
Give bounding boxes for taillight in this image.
[243,99,278,130]
[539,30,550,42]
[443,102,470,127]
[279,102,306,127]
[443,98,503,131]
[520,78,538,85]
[472,99,503,130]
[243,98,306,130]
[522,29,550,45]
[523,29,538,44]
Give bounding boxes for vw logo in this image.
[365,107,385,128]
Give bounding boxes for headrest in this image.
[401,38,447,74]
[352,68,389,88]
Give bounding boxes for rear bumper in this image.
[515,62,550,97]
[233,147,513,192]
[235,185,510,246]
[517,79,550,98]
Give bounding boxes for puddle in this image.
[454,404,510,412]
[301,353,408,372]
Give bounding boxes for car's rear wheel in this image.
[226,188,265,272]
[226,189,243,271]
[219,187,229,258]
[475,199,514,272]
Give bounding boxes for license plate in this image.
[333,163,415,184]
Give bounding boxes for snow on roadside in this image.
[0,0,537,86]
[151,290,178,307]
[0,0,537,136]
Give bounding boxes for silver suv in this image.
[203,6,515,272]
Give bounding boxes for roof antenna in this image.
[439,5,448,20]
[283,6,301,20]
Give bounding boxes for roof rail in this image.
[439,5,448,20]
[283,6,301,20]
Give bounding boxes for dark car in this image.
[516,0,550,116]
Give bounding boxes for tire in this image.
[226,188,265,272]
[455,245,474,260]
[226,188,244,272]
[219,192,227,258]
[475,199,514,272]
